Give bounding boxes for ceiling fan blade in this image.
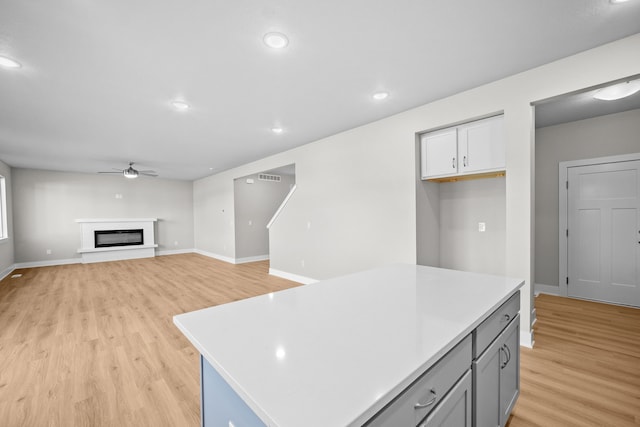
[138,170,156,173]
[98,171,122,174]
[140,172,158,177]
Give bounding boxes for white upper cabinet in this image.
[421,127,458,179]
[421,115,505,180]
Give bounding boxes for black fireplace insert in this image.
[94,229,144,248]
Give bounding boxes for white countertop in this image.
[173,264,524,427]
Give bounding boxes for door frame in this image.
[558,152,640,297]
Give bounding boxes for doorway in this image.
[559,154,640,307]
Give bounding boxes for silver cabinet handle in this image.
[502,314,510,322]
[504,344,511,365]
[414,389,437,409]
[463,156,467,167]
[499,346,506,369]
[452,157,456,169]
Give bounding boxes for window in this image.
[0,175,7,240]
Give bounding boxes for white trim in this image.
[520,329,534,348]
[531,308,537,326]
[14,258,80,269]
[269,268,318,285]
[534,283,561,296]
[266,184,296,229]
[559,152,640,298]
[75,218,158,223]
[77,244,158,254]
[194,249,236,264]
[156,248,195,256]
[0,264,15,281]
[235,255,269,264]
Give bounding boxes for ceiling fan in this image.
[98,162,158,179]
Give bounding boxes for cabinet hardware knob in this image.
[414,389,437,409]
[502,314,510,322]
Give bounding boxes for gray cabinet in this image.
[365,335,472,427]
[473,314,520,427]
[421,370,472,427]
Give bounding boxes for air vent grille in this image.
[259,173,281,182]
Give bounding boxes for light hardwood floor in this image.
[0,255,638,426]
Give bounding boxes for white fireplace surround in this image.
[76,218,158,263]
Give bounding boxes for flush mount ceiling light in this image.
[263,32,289,49]
[0,55,21,69]
[271,127,284,134]
[171,100,190,111]
[372,91,389,100]
[610,0,630,3]
[593,80,640,101]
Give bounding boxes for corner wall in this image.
[0,160,14,279]
[193,34,640,346]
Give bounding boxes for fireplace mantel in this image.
[76,218,158,263]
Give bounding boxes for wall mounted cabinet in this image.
[421,115,505,181]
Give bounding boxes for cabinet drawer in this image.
[365,335,472,427]
[473,291,519,358]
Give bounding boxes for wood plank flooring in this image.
[0,254,299,427]
[508,294,640,427]
[1,256,638,426]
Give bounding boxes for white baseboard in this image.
[14,258,81,269]
[531,307,537,327]
[235,255,269,264]
[269,268,318,285]
[194,249,236,264]
[156,248,195,256]
[535,283,561,296]
[1,264,16,281]
[520,328,534,348]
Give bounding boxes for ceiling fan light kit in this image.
[98,162,157,179]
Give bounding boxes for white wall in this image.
[193,34,640,345]
[12,169,194,264]
[234,173,295,260]
[439,177,506,275]
[0,160,14,278]
[535,108,640,289]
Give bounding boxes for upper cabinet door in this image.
[457,116,505,175]
[421,128,458,179]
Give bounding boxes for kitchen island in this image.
[174,264,524,427]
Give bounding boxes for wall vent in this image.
[259,173,281,182]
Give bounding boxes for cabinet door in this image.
[473,335,501,427]
[421,128,458,179]
[457,116,505,175]
[499,317,520,427]
[421,370,472,427]
[473,315,520,427]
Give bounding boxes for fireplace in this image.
[77,218,157,263]
[94,229,144,248]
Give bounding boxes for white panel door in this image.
[567,160,640,307]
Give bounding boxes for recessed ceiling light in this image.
[263,32,289,49]
[271,127,284,134]
[171,100,190,110]
[593,80,640,101]
[0,56,21,69]
[372,91,389,100]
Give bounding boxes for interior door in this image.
[567,160,640,307]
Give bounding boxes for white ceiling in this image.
[1,1,639,180]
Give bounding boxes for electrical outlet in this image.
[174,241,179,246]
[478,222,486,232]
[248,220,252,226]
[301,259,305,267]
[46,249,52,255]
